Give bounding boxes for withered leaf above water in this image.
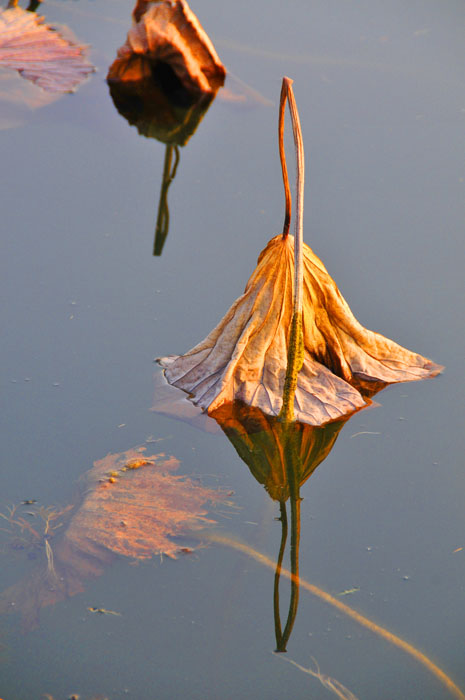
[158,234,442,427]
[107,0,225,100]
[157,79,442,427]
[0,7,94,93]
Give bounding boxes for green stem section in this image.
[274,425,303,652]
[279,312,304,422]
[154,144,180,256]
[278,77,305,422]
[273,501,288,646]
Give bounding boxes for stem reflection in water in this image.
[211,401,347,652]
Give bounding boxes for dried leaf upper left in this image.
[0,7,94,93]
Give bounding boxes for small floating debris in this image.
[337,587,360,597]
[88,606,121,616]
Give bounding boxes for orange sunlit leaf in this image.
[109,0,225,96]
[107,0,225,145]
[158,234,442,427]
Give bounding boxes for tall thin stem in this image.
[283,77,305,317]
[279,77,305,422]
[279,83,292,239]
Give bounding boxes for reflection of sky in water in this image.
[0,1,464,698]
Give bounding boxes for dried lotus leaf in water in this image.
[0,447,231,628]
[107,0,225,101]
[0,7,94,93]
[158,234,442,427]
[64,446,226,561]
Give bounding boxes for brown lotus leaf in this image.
[0,7,94,93]
[107,0,225,98]
[158,234,442,426]
[107,0,225,144]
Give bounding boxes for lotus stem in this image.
[154,144,180,256]
[279,77,305,422]
[279,83,292,239]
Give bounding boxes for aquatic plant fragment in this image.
[157,78,442,426]
[0,6,94,93]
[63,446,227,561]
[0,447,231,628]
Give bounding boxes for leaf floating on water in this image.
[0,7,94,93]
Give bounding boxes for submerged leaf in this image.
[0,7,94,93]
[64,446,224,561]
[158,234,442,426]
[0,447,231,628]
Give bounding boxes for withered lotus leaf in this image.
[158,234,442,426]
[107,0,225,99]
[157,78,441,427]
[0,7,94,93]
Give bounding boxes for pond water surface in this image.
[1,1,464,699]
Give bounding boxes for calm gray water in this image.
[1,1,464,698]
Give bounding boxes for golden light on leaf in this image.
[158,233,441,426]
[157,79,442,427]
[107,0,225,145]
